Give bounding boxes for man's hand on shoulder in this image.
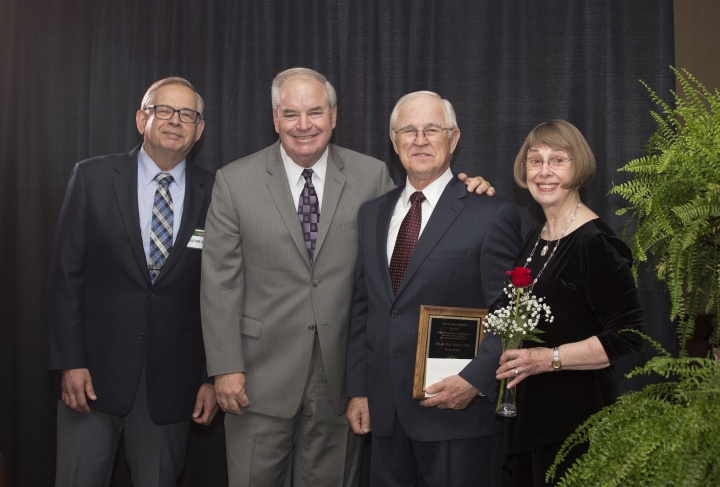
[214,372,251,417]
[457,173,495,196]
[193,383,219,425]
[61,368,96,413]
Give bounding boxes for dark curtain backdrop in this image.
[0,1,675,485]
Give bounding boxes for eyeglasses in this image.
[393,127,454,141]
[524,157,572,170]
[145,105,203,124]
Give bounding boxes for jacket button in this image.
[138,332,145,340]
[312,280,319,287]
[308,324,317,330]
[391,310,398,318]
[148,291,155,298]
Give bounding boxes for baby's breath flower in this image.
[484,276,553,347]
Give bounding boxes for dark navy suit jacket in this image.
[47,146,214,424]
[347,177,522,441]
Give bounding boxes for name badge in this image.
[188,229,204,249]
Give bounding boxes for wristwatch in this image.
[551,347,562,371]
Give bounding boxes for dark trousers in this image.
[504,440,586,487]
[370,412,502,487]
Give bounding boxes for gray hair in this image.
[141,77,205,117]
[389,91,457,139]
[271,68,337,111]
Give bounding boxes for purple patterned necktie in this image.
[148,172,174,284]
[389,191,425,295]
[297,169,320,260]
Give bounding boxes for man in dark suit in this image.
[346,91,523,486]
[47,77,218,487]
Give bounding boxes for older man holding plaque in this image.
[346,91,522,486]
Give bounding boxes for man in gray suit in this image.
[346,91,522,486]
[200,68,491,487]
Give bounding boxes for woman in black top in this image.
[496,120,645,486]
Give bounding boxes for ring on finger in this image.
[514,367,519,376]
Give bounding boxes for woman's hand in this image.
[497,338,611,388]
[496,347,553,389]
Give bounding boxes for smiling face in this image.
[524,144,578,210]
[135,83,205,171]
[272,76,337,168]
[390,94,460,190]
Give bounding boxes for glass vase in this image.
[495,377,517,417]
[495,339,520,417]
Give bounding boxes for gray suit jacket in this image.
[201,141,395,418]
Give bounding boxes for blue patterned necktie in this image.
[389,191,425,295]
[297,169,320,260]
[148,172,174,283]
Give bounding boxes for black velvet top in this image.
[505,218,645,455]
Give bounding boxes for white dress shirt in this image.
[386,168,453,263]
[280,144,328,211]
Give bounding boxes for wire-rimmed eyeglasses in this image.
[524,157,572,170]
[145,105,203,124]
[393,126,454,141]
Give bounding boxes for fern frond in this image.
[610,67,720,345]
[551,353,720,486]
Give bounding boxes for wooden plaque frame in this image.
[412,305,487,400]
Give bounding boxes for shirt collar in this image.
[280,144,328,186]
[400,167,453,209]
[138,145,186,190]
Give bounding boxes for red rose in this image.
[506,267,532,288]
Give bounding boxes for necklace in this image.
[540,202,582,256]
[525,202,582,290]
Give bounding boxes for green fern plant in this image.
[547,335,720,486]
[610,67,720,352]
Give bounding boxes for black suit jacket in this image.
[47,146,214,424]
[347,177,523,441]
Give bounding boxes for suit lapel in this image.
[313,145,346,261]
[264,142,311,265]
[154,164,207,284]
[394,178,466,299]
[377,188,403,298]
[113,149,149,281]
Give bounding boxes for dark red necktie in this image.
[389,191,425,295]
